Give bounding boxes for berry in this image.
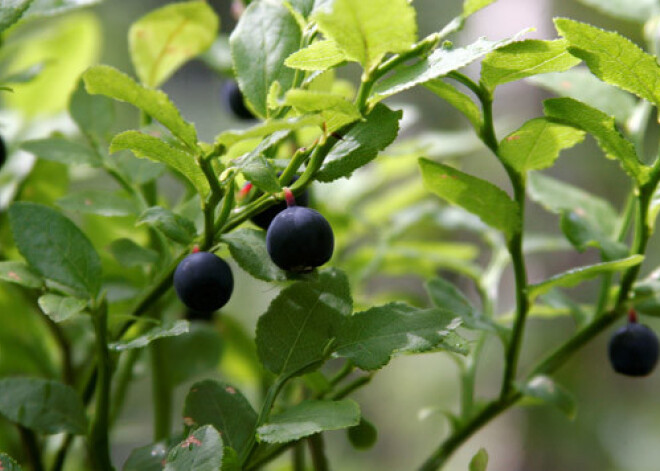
[174,252,234,312]
[251,175,310,230]
[222,80,255,120]
[347,418,378,450]
[608,321,659,377]
[0,135,6,169]
[266,202,334,272]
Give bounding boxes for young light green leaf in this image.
[137,207,197,245]
[83,65,198,150]
[469,448,489,471]
[0,453,23,471]
[109,238,159,268]
[419,158,520,240]
[257,399,360,443]
[575,0,656,24]
[543,97,648,185]
[183,380,257,459]
[335,303,466,370]
[256,269,352,377]
[165,425,223,471]
[284,89,362,132]
[0,261,44,289]
[110,131,209,197]
[56,190,138,217]
[222,228,287,282]
[236,154,282,194]
[498,118,585,174]
[38,294,87,323]
[0,0,34,33]
[528,255,644,300]
[527,68,636,124]
[423,79,481,131]
[230,1,301,117]
[21,137,101,167]
[215,115,322,148]
[316,103,401,182]
[518,375,576,419]
[481,39,580,92]
[555,18,660,107]
[110,320,189,351]
[285,40,347,71]
[0,377,87,434]
[314,0,417,73]
[463,0,496,17]
[9,202,102,298]
[69,79,114,142]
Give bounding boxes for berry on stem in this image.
[608,311,659,377]
[250,175,310,230]
[174,251,234,312]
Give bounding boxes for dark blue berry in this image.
[222,80,255,120]
[0,136,6,169]
[608,322,659,377]
[251,175,310,230]
[174,252,234,312]
[266,205,333,272]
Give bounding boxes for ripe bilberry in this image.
[608,311,659,377]
[174,251,234,312]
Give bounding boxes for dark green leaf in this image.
[0,261,44,289]
[21,137,101,167]
[164,425,223,471]
[236,154,282,194]
[0,0,34,33]
[110,320,189,351]
[162,324,223,386]
[469,448,489,471]
[69,79,114,142]
[57,190,137,217]
[560,211,629,261]
[518,375,576,419]
[109,238,159,268]
[222,228,286,282]
[124,440,177,471]
[37,294,87,323]
[137,207,197,245]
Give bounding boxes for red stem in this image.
[284,188,296,207]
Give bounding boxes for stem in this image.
[51,435,74,471]
[109,349,141,426]
[308,434,330,471]
[150,339,171,441]
[18,426,43,471]
[330,374,372,400]
[293,441,306,471]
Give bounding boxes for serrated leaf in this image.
[469,448,489,471]
[256,269,352,377]
[423,79,481,131]
[314,0,416,73]
[528,255,644,300]
[543,97,647,185]
[236,154,282,194]
[463,0,496,17]
[129,1,218,88]
[419,158,520,240]
[83,65,198,151]
[0,261,44,289]
[109,238,158,268]
[110,320,189,351]
[481,39,580,91]
[69,79,114,142]
[370,31,528,104]
[0,377,87,434]
[21,137,101,167]
[183,380,257,458]
[555,18,660,107]
[527,68,636,124]
[285,40,347,71]
[0,0,34,33]
[215,115,322,148]
[9,202,102,298]
[257,399,360,443]
[230,1,302,117]
[316,103,401,182]
[575,0,656,24]
[0,453,23,471]
[284,89,362,132]
[334,303,465,370]
[222,229,286,282]
[165,425,223,471]
[137,207,197,244]
[498,118,585,174]
[110,131,209,197]
[37,294,87,323]
[56,190,137,217]
[518,375,576,419]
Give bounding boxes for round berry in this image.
[266,205,334,272]
[0,135,6,169]
[222,80,255,120]
[347,418,378,450]
[174,252,234,312]
[608,322,659,376]
[251,176,310,230]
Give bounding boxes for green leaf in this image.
[56,190,137,217]
[560,211,629,261]
[24,0,101,18]
[124,439,179,471]
[481,39,580,92]
[316,103,401,182]
[284,89,362,132]
[83,65,198,151]
[0,377,87,434]
[498,118,585,174]
[543,97,647,185]
[285,40,347,71]
[555,18,660,107]
[37,294,87,323]
[110,320,189,351]
[0,0,34,33]
[257,399,360,443]
[419,158,520,240]
[0,261,44,289]
[183,380,257,459]
[0,453,23,471]
[469,448,489,471]
[162,324,223,386]
[9,202,102,298]
[370,30,528,104]
[423,79,481,131]
[129,1,218,88]
[222,229,286,282]
[137,207,197,245]
[256,269,352,377]
[235,154,282,195]
[109,238,159,268]
[230,1,302,117]
[518,375,576,419]
[110,131,209,197]
[69,79,114,142]
[164,425,223,471]
[215,115,322,148]
[463,0,496,17]
[334,303,466,370]
[575,0,656,24]
[21,137,101,167]
[528,255,644,300]
[527,68,636,124]
[314,0,417,73]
